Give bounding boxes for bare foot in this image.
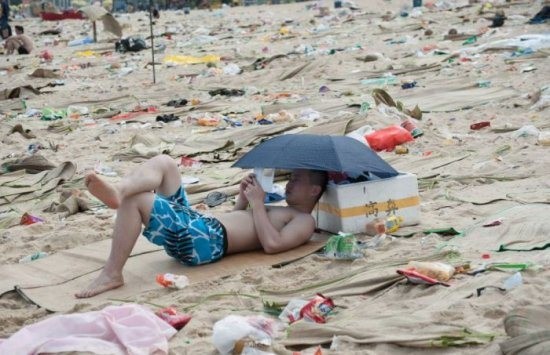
[85,172,121,209]
[75,271,124,298]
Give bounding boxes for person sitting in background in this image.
[3,25,33,55]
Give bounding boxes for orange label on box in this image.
[318,196,420,218]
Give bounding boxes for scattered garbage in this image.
[511,125,540,139]
[361,75,398,87]
[208,88,245,97]
[365,215,403,236]
[68,36,93,47]
[94,162,118,177]
[223,63,242,75]
[19,251,49,263]
[483,218,503,227]
[212,315,277,355]
[299,108,321,121]
[323,233,363,260]
[470,121,491,130]
[164,54,220,65]
[474,272,523,297]
[401,119,423,138]
[279,294,335,324]
[366,125,414,152]
[115,36,147,53]
[155,307,192,330]
[20,213,45,225]
[156,273,190,289]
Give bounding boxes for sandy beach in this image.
[1,0,549,353]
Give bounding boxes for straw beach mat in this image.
[0,235,326,312]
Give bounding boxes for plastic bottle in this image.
[401,120,424,138]
[361,76,398,87]
[68,36,94,47]
[19,252,48,263]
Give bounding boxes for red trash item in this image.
[470,121,491,130]
[40,50,53,62]
[180,156,201,168]
[482,253,491,259]
[299,294,335,323]
[110,106,158,121]
[155,307,192,330]
[365,125,414,152]
[483,219,503,227]
[40,10,85,21]
[20,213,44,225]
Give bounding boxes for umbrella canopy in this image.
[79,5,123,38]
[233,134,399,178]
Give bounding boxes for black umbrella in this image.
[233,134,399,178]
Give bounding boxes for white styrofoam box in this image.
[314,173,420,234]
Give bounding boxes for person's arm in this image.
[245,178,315,254]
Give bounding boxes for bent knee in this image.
[153,154,177,170]
[121,192,154,222]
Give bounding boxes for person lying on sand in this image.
[76,154,327,298]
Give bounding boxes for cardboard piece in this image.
[2,236,326,312]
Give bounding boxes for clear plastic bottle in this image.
[19,252,48,263]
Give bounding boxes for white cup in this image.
[253,168,275,193]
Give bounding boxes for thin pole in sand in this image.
[92,21,97,42]
[148,0,156,84]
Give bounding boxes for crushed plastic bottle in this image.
[361,75,398,86]
[68,36,94,47]
[19,251,49,263]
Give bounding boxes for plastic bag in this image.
[212,315,276,355]
[163,54,220,65]
[511,125,540,139]
[345,125,373,146]
[407,261,455,282]
[365,125,414,152]
[279,294,335,324]
[115,36,147,53]
[324,233,363,260]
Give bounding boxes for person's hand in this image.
[243,176,265,209]
[238,173,255,204]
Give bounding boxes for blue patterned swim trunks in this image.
[142,186,227,266]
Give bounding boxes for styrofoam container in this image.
[314,173,421,234]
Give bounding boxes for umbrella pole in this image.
[92,21,97,43]
[148,0,156,84]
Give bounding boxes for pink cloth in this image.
[0,304,177,355]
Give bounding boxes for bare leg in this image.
[86,154,181,209]
[75,192,154,298]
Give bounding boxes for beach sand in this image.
[1,0,549,353]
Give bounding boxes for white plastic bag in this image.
[345,125,373,146]
[511,125,540,139]
[212,315,276,355]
